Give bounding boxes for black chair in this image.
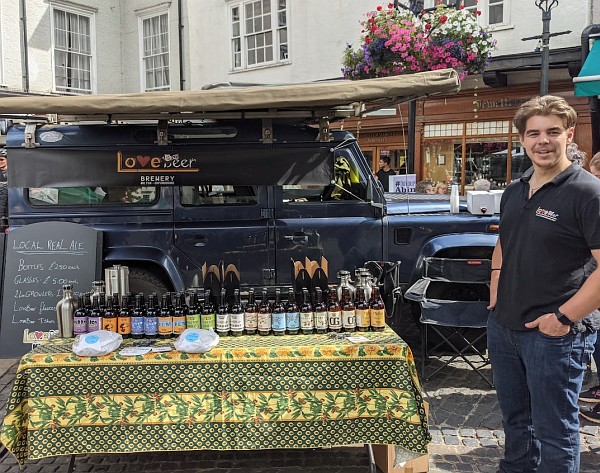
[405,257,494,387]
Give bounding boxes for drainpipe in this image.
[19,0,29,92]
[178,0,184,90]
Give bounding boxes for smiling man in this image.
[487,95,600,472]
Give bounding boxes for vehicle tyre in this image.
[128,267,170,297]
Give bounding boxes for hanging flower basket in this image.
[342,3,496,80]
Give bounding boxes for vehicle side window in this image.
[27,187,157,206]
[180,185,258,205]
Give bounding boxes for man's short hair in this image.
[590,152,600,170]
[513,95,577,135]
[379,155,390,165]
[415,180,433,193]
[473,179,491,191]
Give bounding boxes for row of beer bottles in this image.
[72,285,386,338]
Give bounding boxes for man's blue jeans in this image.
[487,311,596,473]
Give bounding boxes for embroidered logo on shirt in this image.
[535,207,558,222]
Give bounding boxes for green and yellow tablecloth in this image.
[1,327,430,465]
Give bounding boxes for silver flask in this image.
[56,284,77,338]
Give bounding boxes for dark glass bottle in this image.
[186,291,201,329]
[230,289,244,337]
[101,293,118,332]
[131,294,145,339]
[144,293,159,339]
[158,294,173,339]
[285,287,300,335]
[201,289,216,331]
[88,295,102,333]
[370,286,386,332]
[299,288,314,335]
[73,295,88,335]
[118,294,132,338]
[341,287,356,333]
[243,289,258,335]
[327,290,342,333]
[314,288,328,334]
[216,288,230,336]
[257,288,272,336]
[355,286,370,332]
[173,292,188,336]
[272,288,286,336]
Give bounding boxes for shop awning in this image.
[574,39,600,96]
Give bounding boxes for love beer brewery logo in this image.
[117,151,199,185]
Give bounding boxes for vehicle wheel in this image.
[128,267,170,297]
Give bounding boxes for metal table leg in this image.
[66,454,76,473]
[366,444,378,473]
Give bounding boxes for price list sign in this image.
[0,222,102,357]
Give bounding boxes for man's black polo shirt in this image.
[496,164,600,331]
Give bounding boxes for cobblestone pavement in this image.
[1,325,599,472]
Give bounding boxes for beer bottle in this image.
[257,288,272,336]
[299,288,314,335]
[271,288,286,336]
[243,289,258,335]
[101,292,118,332]
[230,289,244,337]
[88,295,102,333]
[327,289,342,333]
[201,290,216,331]
[144,293,159,339]
[285,287,300,335]
[355,286,370,332]
[313,288,328,334]
[216,288,230,336]
[158,294,173,339]
[370,286,386,332]
[186,291,201,329]
[341,287,356,333]
[173,293,188,336]
[131,294,145,339]
[118,294,132,338]
[73,295,88,335]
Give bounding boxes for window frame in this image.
[50,3,97,95]
[229,0,289,71]
[137,7,171,92]
[424,0,510,28]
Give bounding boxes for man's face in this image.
[378,159,386,170]
[0,157,6,171]
[591,165,600,179]
[519,114,574,171]
[424,185,434,194]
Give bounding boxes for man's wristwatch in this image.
[555,309,575,326]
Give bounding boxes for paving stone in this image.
[480,439,498,448]
[461,438,479,447]
[475,429,493,438]
[458,429,476,437]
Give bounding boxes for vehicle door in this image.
[173,184,273,287]
[273,145,384,286]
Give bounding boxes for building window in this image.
[230,0,288,70]
[140,13,170,92]
[463,0,507,26]
[52,7,94,94]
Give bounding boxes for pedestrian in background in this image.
[488,95,600,472]
[0,148,7,182]
[375,155,396,192]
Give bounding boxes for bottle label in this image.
[286,312,300,330]
[230,313,244,332]
[371,308,386,328]
[117,317,132,335]
[73,317,88,334]
[201,313,215,330]
[186,313,201,329]
[314,312,328,330]
[158,317,173,335]
[356,309,370,328]
[244,311,258,330]
[131,316,144,335]
[144,317,158,336]
[327,310,342,329]
[300,311,314,330]
[88,317,101,332]
[173,317,186,334]
[216,313,230,331]
[271,313,286,332]
[258,313,272,330]
[342,310,356,328]
[102,318,117,332]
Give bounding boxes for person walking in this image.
[487,95,600,472]
[375,155,396,192]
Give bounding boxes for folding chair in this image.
[405,257,494,387]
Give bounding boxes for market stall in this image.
[0,327,429,469]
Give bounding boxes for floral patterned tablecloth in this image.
[1,327,429,465]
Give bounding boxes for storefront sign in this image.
[0,222,102,357]
[390,174,417,193]
[474,98,528,110]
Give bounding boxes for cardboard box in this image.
[466,191,495,215]
[489,189,504,214]
[372,401,429,473]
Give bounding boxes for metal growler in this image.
[56,284,78,338]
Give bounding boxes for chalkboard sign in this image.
[0,222,102,358]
